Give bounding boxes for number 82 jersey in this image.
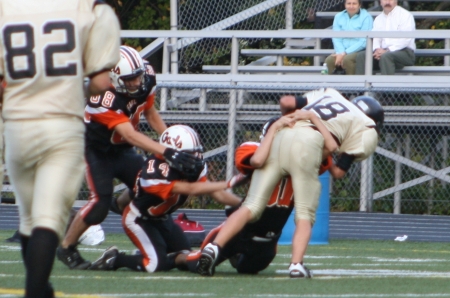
[0,0,120,121]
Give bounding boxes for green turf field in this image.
[1,230,450,297]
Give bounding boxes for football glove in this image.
[182,160,206,182]
[227,173,250,188]
[163,148,203,172]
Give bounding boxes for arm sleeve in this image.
[83,3,121,77]
[372,16,382,50]
[332,12,346,54]
[387,12,415,52]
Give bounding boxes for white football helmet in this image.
[110,46,146,96]
[78,225,105,246]
[160,125,203,158]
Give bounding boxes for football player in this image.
[0,0,120,296]
[197,88,384,278]
[57,46,202,270]
[178,116,333,275]
[87,125,245,273]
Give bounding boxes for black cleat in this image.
[196,243,219,276]
[88,246,119,271]
[56,245,91,270]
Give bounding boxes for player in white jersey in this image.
[197,88,384,278]
[0,0,120,296]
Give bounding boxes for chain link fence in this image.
[177,0,346,72]
[144,85,449,214]
[2,84,449,215]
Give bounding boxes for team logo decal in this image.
[161,132,182,149]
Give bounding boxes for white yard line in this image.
[2,291,450,298]
[276,269,450,278]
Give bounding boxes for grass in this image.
[1,230,450,297]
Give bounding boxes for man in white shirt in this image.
[355,0,416,75]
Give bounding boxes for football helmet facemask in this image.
[110,46,148,97]
[259,116,281,141]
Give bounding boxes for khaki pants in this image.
[355,48,415,75]
[325,51,360,75]
[243,126,323,224]
[5,117,85,239]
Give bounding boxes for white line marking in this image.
[0,261,21,264]
[277,269,450,278]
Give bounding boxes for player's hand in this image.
[273,114,296,129]
[227,173,250,188]
[163,148,202,172]
[291,109,313,124]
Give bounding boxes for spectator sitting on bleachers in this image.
[355,0,416,75]
[325,0,373,75]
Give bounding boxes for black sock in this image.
[19,234,30,268]
[114,254,146,272]
[24,228,58,298]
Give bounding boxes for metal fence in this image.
[2,83,448,215]
[177,0,346,71]
[83,83,450,215]
[153,84,450,215]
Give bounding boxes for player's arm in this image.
[144,105,167,135]
[0,78,4,105]
[171,175,247,197]
[171,180,227,195]
[250,114,295,168]
[85,71,111,97]
[209,190,242,207]
[114,121,166,155]
[329,153,355,179]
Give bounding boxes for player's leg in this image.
[197,132,284,276]
[110,188,132,215]
[0,117,4,201]
[160,216,192,270]
[182,225,232,273]
[58,148,114,269]
[10,118,85,296]
[234,239,277,274]
[112,148,145,213]
[116,205,174,272]
[283,127,323,278]
[4,121,39,294]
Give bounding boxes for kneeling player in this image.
[88,125,245,272]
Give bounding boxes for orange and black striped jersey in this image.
[132,154,207,218]
[84,74,156,152]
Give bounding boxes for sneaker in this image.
[89,246,119,270]
[56,245,91,270]
[196,243,219,276]
[5,230,21,243]
[289,262,312,278]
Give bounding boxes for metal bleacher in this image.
[198,9,450,76]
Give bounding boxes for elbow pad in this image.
[335,153,355,172]
[295,96,307,109]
